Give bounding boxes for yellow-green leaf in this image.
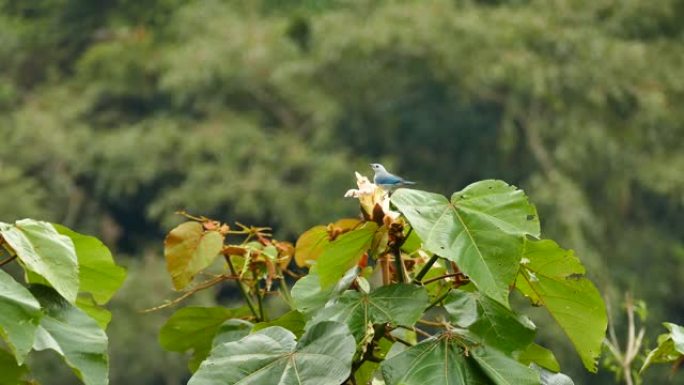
[164,222,224,290]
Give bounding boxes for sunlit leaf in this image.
[515,239,606,372]
[291,267,358,314]
[0,269,41,364]
[164,221,224,290]
[54,224,126,304]
[295,226,328,267]
[392,181,537,306]
[317,222,378,288]
[189,322,355,385]
[0,220,79,303]
[30,285,108,385]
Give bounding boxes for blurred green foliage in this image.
[1,0,683,384]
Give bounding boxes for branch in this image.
[141,274,235,313]
[413,254,439,284]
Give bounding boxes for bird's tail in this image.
[403,181,416,185]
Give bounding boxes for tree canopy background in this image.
[1,0,683,384]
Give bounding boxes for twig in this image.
[225,255,259,320]
[253,269,266,322]
[413,254,439,284]
[422,273,466,286]
[141,274,234,313]
[425,289,452,311]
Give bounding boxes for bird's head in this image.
[369,163,387,173]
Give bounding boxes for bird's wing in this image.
[375,173,404,185]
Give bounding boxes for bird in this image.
[370,163,416,190]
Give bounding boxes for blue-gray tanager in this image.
[370,163,415,190]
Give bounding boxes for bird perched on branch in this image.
[370,163,416,190]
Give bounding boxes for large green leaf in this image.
[444,290,536,354]
[380,334,489,385]
[640,323,684,373]
[164,221,224,290]
[515,239,606,372]
[0,220,79,303]
[159,306,251,371]
[470,346,540,385]
[188,321,356,385]
[317,222,378,288]
[291,267,358,314]
[311,284,428,341]
[54,225,126,304]
[0,270,41,364]
[0,347,28,385]
[30,285,108,385]
[391,181,538,306]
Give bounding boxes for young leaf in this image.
[380,334,489,385]
[54,225,126,305]
[391,181,537,307]
[444,290,536,354]
[310,284,429,341]
[164,221,224,290]
[0,220,79,303]
[295,226,328,267]
[0,269,41,364]
[515,239,607,372]
[317,222,378,288]
[0,347,28,385]
[640,323,684,373]
[291,267,358,314]
[159,306,251,371]
[30,285,108,385]
[188,322,356,385]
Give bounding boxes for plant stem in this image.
[413,254,439,284]
[278,269,294,309]
[225,255,259,320]
[0,254,17,268]
[422,273,463,286]
[252,269,266,322]
[393,247,406,284]
[425,289,451,311]
[141,274,234,313]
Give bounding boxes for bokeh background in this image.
[1,0,683,384]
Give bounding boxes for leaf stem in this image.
[225,255,259,320]
[422,273,463,286]
[252,269,266,322]
[413,254,439,284]
[278,269,294,309]
[425,289,451,311]
[0,254,17,268]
